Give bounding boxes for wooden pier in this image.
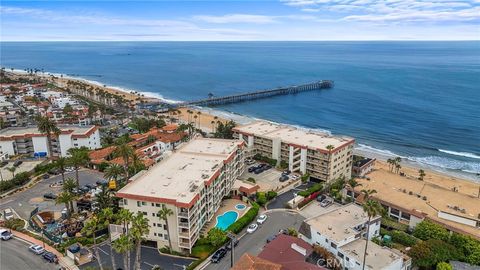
[177,80,334,107]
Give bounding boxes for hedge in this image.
[297,183,323,197]
[266,191,277,200]
[256,192,267,206]
[0,172,31,193]
[390,230,419,247]
[253,154,277,167]
[33,162,56,176]
[298,191,321,209]
[227,202,260,234]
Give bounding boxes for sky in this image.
[1,0,479,41]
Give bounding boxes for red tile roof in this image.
[232,253,282,270]
[258,234,324,270]
[162,124,178,132]
[89,146,116,164]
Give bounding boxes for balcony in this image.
[178,212,188,218]
[178,222,189,228]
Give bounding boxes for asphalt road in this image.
[81,242,196,270]
[0,238,57,270]
[267,182,315,209]
[0,169,105,220]
[205,210,305,270]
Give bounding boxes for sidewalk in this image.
[9,229,79,270]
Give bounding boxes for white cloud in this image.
[193,14,278,24]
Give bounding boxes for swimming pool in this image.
[215,211,238,230]
[235,204,246,210]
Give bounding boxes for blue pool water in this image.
[235,204,246,210]
[215,211,238,231]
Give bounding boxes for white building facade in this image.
[0,125,101,157]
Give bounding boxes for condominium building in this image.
[0,125,101,157]
[299,204,411,270]
[233,121,355,182]
[116,137,245,253]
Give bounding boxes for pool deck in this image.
[205,199,251,233]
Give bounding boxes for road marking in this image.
[0,199,14,205]
[143,261,155,267]
[98,247,109,255]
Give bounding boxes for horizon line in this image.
[1,39,479,42]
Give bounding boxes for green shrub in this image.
[253,154,277,167]
[409,239,463,268]
[191,244,215,259]
[0,172,31,193]
[301,173,310,183]
[256,192,267,206]
[227,202,259,234]
[391,230,419,247]
[247,177,256,183]
[97,162,109,172]
[436,262,452,270]
[4,218,25,230]
[381,217,409,232]
[266,191,277,200]
[413,220,449,242]
[297,183,322,197]
[33,162,56,175]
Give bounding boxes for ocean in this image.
[1,41,479,181]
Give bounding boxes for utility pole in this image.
[227,231,237,268]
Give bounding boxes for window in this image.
[151,203,154,207]
[152,213,156,217]
[338,252,344,259]
[390,208,400,216]
[123,199,128,205]
[153,223,156,226]
[163,225,167,230]
[330,242,337,249]
[142,202,147,206]
[142,211,147,216]
[156,203,161,207]
[164,235,169,240]
[137,201,141,207]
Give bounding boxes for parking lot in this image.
[267,182,315,209]
[0,169,105,220]
[0,238,56,270]
[239,162,299,192]
[0,160,44,181]
[205,210,305,270]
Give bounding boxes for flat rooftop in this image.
[342,239,403,269]
[356,165,480,238]
[0,125,96,138]
[234,121,353,151]
[117,138,242,206]
[304,204,375,244]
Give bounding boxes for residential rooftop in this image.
[304,204,377,244]
[0,125,97,138]
[342,238,404,270]
[233,121,353,151]
[117,138,243,207]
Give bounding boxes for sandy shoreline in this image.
[4,68,479,185]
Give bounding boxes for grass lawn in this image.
[191,244,215,259]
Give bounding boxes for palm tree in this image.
[157,205,173,252]
[55,157,68,183]
[130,154,144,176]
[114,144,134,179]
[386,158,394,172]
[347,178,362,199]
[56,191,74,214]
[99,208,117,270]
[418,169,426,180]
[117,209,134,268]
[395,164,401,174]
[361,189,377,201]
[6,167,16,178]
[131,213,150,270]
[62,178,78,212]
[68,147,90,186]
[36,115,60,157]
[104,163,124,185]
[361,199,384,270]
[82,215,104,270]
[112,234,133,270]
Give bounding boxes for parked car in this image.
[247,223,258,233]
[0,229,13,241]
[3,208,14,220]
[80,186,91,193]
[279,175,289,182]
[245,159,255,165]
[257,214,268,224]
[42,174,50,179]
[43,193,58,200]
[282,170,291,175]
[264,165,272,170]
[225,239,239,250]
[42,252,58,263]
[96,180,108,186]
[266,234,277,243]
[211,247,227,263]
[85,183,97,190]
[248,166,257,173]
[253,168,263,174]
[29,244,45,255]
[316,194,327,202]
[13,160,23,167]
[290,174,300,180]
[65,167,74,172]
[320,198,333,208]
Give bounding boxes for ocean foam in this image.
[438,149,480,160]
[407,156,480,174]
[356,144,406,158]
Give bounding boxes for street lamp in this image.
[226,231,237,268]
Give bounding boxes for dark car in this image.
[279,175,289,182]
[42,174,50,179]
[254,168,263,174]
[80,186,91,193]
[43,193,57,200]
[316,194,327,202]
[13,160,23,167]
[42,252,58,263]
[264,165,272,170]
[85,183,97,190]
[225,239,239,250]
[211,247,227,263]
[96,180,108,186]
[266,235,277,243]
[248,166,258,173]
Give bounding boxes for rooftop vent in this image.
[291,243,307,256]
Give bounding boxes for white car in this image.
[3,208,14,220]
[0,229,12,241]
[290,174,300,180]
[29,244,45,255]
[257,214,268,224]
[247,223,258,233]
